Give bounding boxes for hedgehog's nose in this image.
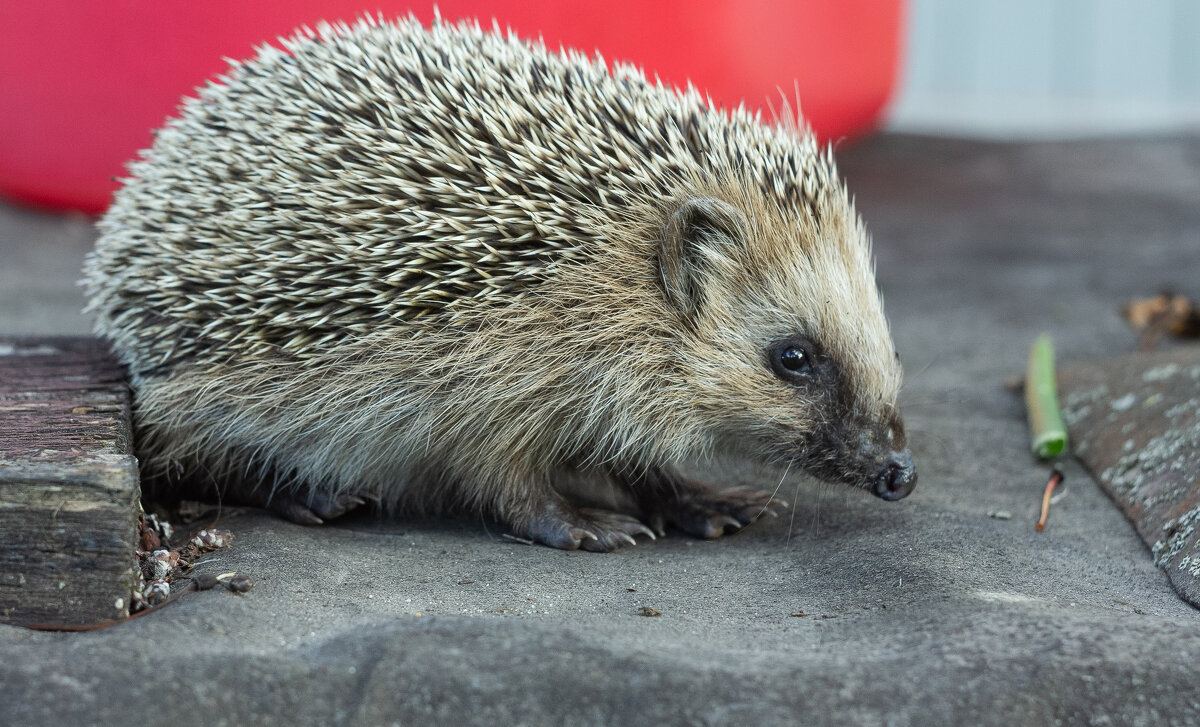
[874,450,917,501]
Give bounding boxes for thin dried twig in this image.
[1036,468,1064,532]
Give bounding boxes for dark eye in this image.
[770,339,815,382]
[780,346,808,372]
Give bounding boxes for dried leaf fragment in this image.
[1122,293,1200,350]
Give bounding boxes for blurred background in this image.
[894,0,1200,137]
[3,0,1199,214]
[1,0,1198,332]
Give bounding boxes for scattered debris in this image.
[789,611,807,617]
[1036,468,1065,532]
[189,528,233,551]
[501,533,535,545]
[142,579,171,607]
[131,518,238,613]
[192,573,222,591]
[1122,292,1200,350]
[222,573,254,594]
[988,510,1013,520]
[637,606,661,617]
[144,549,178,580]
[29,512,244,631]
[139,513,169,551]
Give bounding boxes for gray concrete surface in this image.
[3,135,1200,725]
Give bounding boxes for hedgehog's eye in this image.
[780,347,808,372]
[769,339,816,383]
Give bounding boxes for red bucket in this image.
[0,1,903,213]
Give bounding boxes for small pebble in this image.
[225,574,253,593]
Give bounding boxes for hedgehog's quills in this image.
[85,15,916,551]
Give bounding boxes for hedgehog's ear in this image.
[659,197,748,320]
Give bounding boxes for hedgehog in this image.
[84,15,916,551]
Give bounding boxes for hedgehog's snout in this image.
[861,408,915,501]
[873,449,917,501]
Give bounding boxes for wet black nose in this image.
[874,450,917,501]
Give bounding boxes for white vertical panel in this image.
[1091,0,1173,100]
[889,0,1200,136]
[1171,0,1200,100]
[1051,0,1096,97]
[976,0,1055,97]
[895,0,941,98]
[928,0,980,94]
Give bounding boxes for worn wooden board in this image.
[1059,347,1200,609]
[0,337,140,626]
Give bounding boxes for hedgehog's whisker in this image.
[787,477,802,549]
[901,351,944,383]
[897,393,969,410]
[907,428,951,462]
[759,459,792,522]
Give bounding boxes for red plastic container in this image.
[0,1,903,214]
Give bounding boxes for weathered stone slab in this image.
[0,337,140,626]
[1060,347,1200,608]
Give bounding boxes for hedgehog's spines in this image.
[86,16,903,523]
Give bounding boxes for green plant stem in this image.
[1025,334,1067,459]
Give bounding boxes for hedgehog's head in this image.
[658,189,915,501]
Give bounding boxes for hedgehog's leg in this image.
[212,482,366,525]
[510,490,657,552]
[140,465,367,526]
[618,468,787,540]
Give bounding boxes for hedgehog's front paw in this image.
[655,482,787,540]
[520,500,656,552]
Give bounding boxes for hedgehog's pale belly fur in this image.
[86,16,908,549]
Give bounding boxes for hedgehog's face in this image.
[659,195,916,500]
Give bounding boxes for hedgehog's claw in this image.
[576,508,656,551]
[568,528,599,547]
[266,491,366,525]
[652,481,787,540]
[579,509,657,541]
[270,498,326,525]
[711,515,744,538]
[307,493,367,521]
[521,501,656,552]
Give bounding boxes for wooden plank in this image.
[0,337,140,627]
